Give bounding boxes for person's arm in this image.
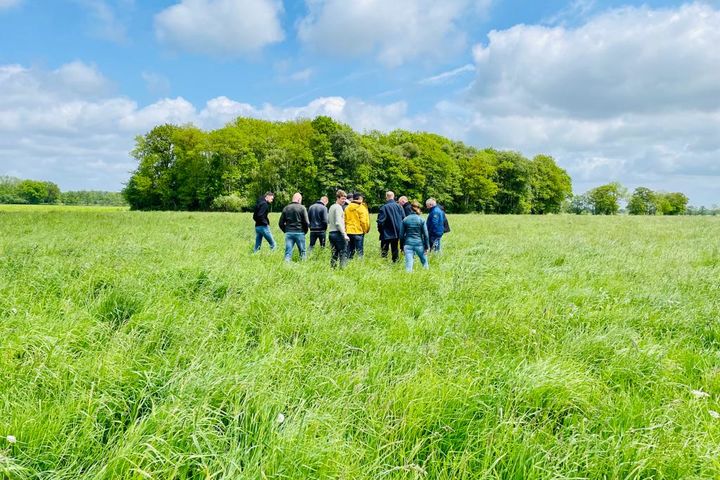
[376,205,386,232]
[320,206,328,231]
[302,207,310,234]
[278,209,286,233]
[422,220,430,251]
[361,207,370,234]
[399,219,405,249]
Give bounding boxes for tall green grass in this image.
[1,206,720,479]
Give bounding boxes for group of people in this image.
[252,190,448,272]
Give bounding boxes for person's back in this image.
[400,201,430,272]
[308,201,328,231]
[401,213,429,249]
[279,202,309,233]
[345,202,369,235]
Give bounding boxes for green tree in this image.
[491,151,532,214]
[627,187,658,215]
[529,155,572,214]
[588,182,625,215]
[655,192,689,215]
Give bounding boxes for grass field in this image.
[1,205,720,479]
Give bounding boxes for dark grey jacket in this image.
[279,202,310,233]
[308,201,328,231]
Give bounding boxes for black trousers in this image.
[381,238,400,262]
[309,230,326,248]
[329,231,348,268]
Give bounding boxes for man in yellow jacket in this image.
[344,192,370,259]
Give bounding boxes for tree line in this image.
[0,176,126,206]
[567,182,699,215]
[123,116,573,213]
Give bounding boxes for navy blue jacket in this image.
[426,205,446,238]
[377,200,405,240]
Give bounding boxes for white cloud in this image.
[154,0,284,57]
[141,71,171,97]
[74,0,129,43]
[288,68,313,83]
[419,64,475,85]
[298,0,488,66]
[0,0,21,9]
[452,2,720,202]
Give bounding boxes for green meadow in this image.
[1,206,720,479]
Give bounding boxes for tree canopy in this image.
[123,116,573,213]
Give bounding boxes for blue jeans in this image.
[404,245,429,272]
[254,226,275,252]
[429,235,442,252]
[284,232,307,261]
[347,234,364,259]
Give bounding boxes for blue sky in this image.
[1,0,719,205]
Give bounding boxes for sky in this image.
[1,0,719,205]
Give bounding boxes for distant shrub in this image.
[211,194,246,212]
[0,193,28,204]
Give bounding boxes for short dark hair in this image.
[264,191,274,197]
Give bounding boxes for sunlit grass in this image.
[1,206,720,479]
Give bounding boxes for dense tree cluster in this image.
[568,183,691,215]
[0,176,126,206]
[123,116,573,213]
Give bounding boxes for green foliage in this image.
[123,117,567,214]
[628,187,658,215]
[210,194,247,212]
[628,188,689,216]
[16,179,60,204]
[529,155,572,214]
[3,207,720,478]
[61,191,127,206]
[587,182,625,215]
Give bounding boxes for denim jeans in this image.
[284,232,307,261]
[429,235,442,252]
[309,230,326,249]
[347,234,364,259]
[254,226,276,252]
[403,245,429,272]
[328,231,348,268]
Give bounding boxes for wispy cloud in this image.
[74,0,129,44]
[0,0,22,9]
[289,68,313,83]
[418,64,475,85]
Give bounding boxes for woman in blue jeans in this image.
[399,201,430,272]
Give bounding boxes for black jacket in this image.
[253,198,271,227]
[308,201,328,231]
[279,202,310,233]
[377,200,405,240]
[401,202,413,217]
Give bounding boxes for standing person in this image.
[308,196,329,250]
[278,192,310,262]
[377,191,405,263]
[425,198,446,252]
[342,192,353,211]
[344,192,370,259]
[327,190,350,268]
[398,196,413,216]
[399,201,430,272]
[253,191,276,252]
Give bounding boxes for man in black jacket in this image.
[398,196,413,216]
[377,191,406,262]
[308,196,329,250]
[252,192,275,252]
[278,192,310,262]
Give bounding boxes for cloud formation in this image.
[462,3,720,198]
[298,0,488,66]
[0,0,21,9]
[154,0,284,57]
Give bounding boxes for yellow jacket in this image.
[345,202,370,234]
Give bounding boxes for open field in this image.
[1,206,720,479]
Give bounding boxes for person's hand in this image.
[344,235,349,241]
